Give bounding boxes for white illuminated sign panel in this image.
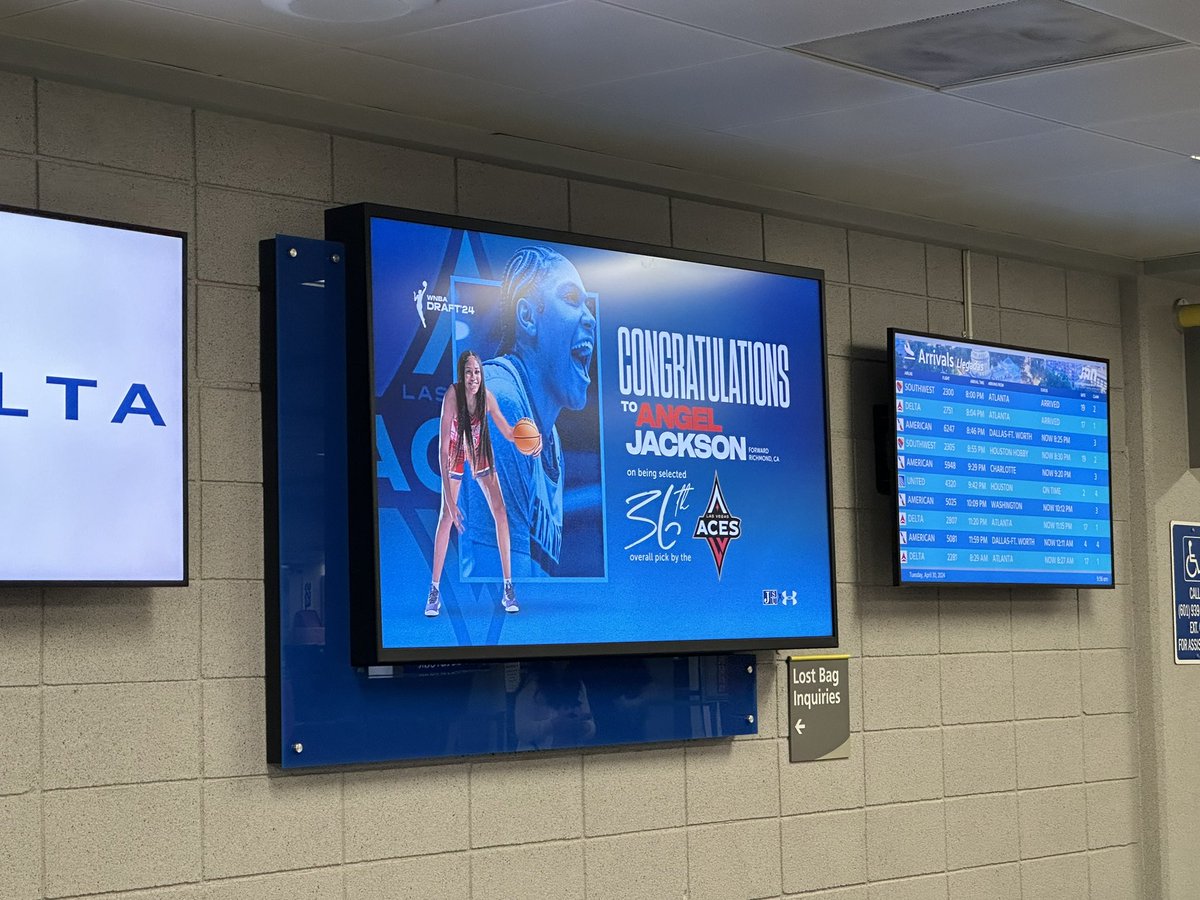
[0,209,185,582]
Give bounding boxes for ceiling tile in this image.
[555,50,922,131]
[355,0,760,92]
[1072,0,1200,43]
[600,0,999,47]
[1091,108,1200,156]
[137,0,565,46]
[952,44,1200,126]
[732,92,1059,160]
[0,0,77,18]
[0,0,323,80]
[875,127,1180,185]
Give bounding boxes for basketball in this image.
[513,417,542,456]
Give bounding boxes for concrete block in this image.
[943,721,1016,796]
[927,244,964,301]
[202,775,341,878]
[779,733,865,815]
[689,818,782,899]
[199,388,262,482]
[584,829,687,900]
[828,355,852,437]
[1017,784,1087,858]
[197,111,330,200]
[849,656,863,733]
[754,649,779,741]
[780,809,865,893]
[1080,649,1134,714]
[826,282,852,358]
[685,738,779,824]
[0,688,38,796]
[344,764,468,861]
[1088,844,1141,900]
[998,309,1068,352]
[1010,590,1079,650]
[0,151,36,208]
[345,853,469,900]
[805,888,868,900]
[855,505,895,588]
[471,840,584,900]
[582,747,684,835]
[670,197,762,259]
[203,677,266,778]
[200,482,264,579]
[457,160,568,230]
[197,285,259,385]
[470,755,581,846]
[929,298,968,340]
[0,590,40,685]
[850,287,927,359]
[835,508,859,585]
[1019,853,1089,899]
[1067,270,1121,325]
[1012,651,1081,720]
[941,652,1014,724]
[939,595,1011,654]
[0,794,40,899]
[1082,713,1138,781]
[998,257,1066,316]
[849,357,887,440]
[1015,716,1083,789]
[764,216,849,282]
[204,868,343,900]
[832,583,862,659]
[39,81,192,178]
[1086,778,1138,849]
[196,186,325,286]
[44,782,200,896]
[44,681,200,788]
[862,655,941,730]
[39,160,193,238]
[865,800,946,880]
[864,728,943,805]
[860,586,939,656]
[332,137,454,212]
[848,232,926,295]
[0,71,34,152]
[42,585,199,683]
[832,435,855,510]
[868,874,947,899]
[965,251,999,306]
[1068,320,1123,386]
[568,181,669,246]
[1112,521,1131,586]
[202,580,265,678]
[947,862,1020,899]
[966,303,1002,342]
[1078,586,1132,649]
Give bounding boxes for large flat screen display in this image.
[328,205,837,662]
[890,329,1113,587]
[0,207,186,583]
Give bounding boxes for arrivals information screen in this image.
[890,330,1113,587]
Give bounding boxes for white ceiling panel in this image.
[0,0,76,18]
[1091,109,1200,156]
[1072,0,1200,43]
[355,0,760,93]
[0,0,323,80]
[876,127,1181,186]
[242,47,542,127]
[554,50,922,132]
[137,0,565,46]
[732,92,1059,161]
[952,45,1200,127]
[600,0,1001,47]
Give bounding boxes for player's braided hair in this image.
[496,246,567,354]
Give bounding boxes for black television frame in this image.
[326,202,839,664]
[888,327,1116,589]
[0,204,188,587]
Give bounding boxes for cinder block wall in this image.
[0,73,1140,899]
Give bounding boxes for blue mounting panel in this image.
[262,235,757,769]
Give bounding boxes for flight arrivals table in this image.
[894,353,1112,586]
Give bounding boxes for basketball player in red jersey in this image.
[426,350,540,617]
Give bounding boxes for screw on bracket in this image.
[292,742,304,754]
[746,715,755,725]
[288,248,298,258]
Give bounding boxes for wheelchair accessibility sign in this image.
[1171,522,1200,664]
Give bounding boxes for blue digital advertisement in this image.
[366,215,835,657]
[891,330,1113,587]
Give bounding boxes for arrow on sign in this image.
[794,718,806,736]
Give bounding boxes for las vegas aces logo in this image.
[693,473,741,579]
